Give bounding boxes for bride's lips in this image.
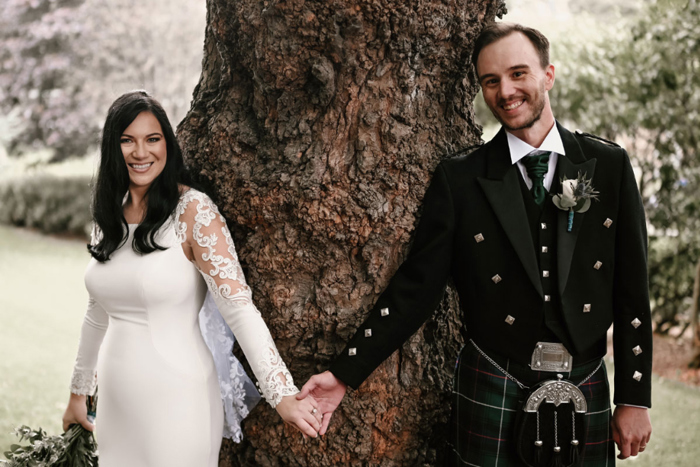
[128,162,154,173]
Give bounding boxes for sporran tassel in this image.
[550,448,565,467]
[534,440,543,466]
[549,410,565,467]
[570,410,580,466]
[534,410,543,466]
[569,441,580,466]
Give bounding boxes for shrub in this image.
[0,175,92,238]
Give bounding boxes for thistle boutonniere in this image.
[552,172,599,232]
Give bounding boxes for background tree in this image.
[549,0,700,349]
[0,0,204,161]
[178,0,505,464]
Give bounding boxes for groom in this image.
[300,23,652,465]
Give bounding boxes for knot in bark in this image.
[309,55,336,107]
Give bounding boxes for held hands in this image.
[275,394,323,438]
[62,393,95,432]
[611,405,652,459]
[297,371,347,436]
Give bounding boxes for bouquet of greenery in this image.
[2,392,98,466]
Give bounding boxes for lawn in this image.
[0,225,89,453]
[1,224,699,465]
[607,362,700,467]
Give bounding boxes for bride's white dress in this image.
[69,189,298,467]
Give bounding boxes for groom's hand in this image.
[297,371,347,436]
[611,405,652,459]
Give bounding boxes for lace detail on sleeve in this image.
[70,294,108,395]
[176,190,299,407]
[70,227,108,395]
[70,368,98,395]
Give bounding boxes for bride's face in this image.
[120,111,167,190]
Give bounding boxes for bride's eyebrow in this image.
[120,132,163,138]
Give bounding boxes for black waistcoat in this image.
[517,172,575,351]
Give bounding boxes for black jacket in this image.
[329,123,653,408]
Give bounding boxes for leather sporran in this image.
[514,376,587,467]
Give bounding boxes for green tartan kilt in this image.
[446,342,615,466]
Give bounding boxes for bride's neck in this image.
[124,188,148,224]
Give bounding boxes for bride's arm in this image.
[63,294,108,431]
[178,191,321,436]
[64,227,108,432]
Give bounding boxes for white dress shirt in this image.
[506,124,566,191]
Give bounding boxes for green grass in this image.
[1,225,699,465]
[0,225,89,453]
[607,362,700,467]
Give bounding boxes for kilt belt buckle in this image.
[530,342,573,372]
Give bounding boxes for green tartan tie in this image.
[521,151,550,206]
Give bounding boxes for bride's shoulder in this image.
[175,187,221,220]
[178,186,211,206]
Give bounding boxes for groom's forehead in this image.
[476,33,541,75]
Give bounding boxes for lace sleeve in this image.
[177,190,299,407]
[70,227,109,395]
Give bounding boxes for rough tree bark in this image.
[178,1,506,465]
[689,259,700,368]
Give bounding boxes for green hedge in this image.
[0,175,92,238]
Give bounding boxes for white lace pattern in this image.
[176,189,299,407]
[70,294,107,395]
[70,368,98,395]
[198,292,260,441]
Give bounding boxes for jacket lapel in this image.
[477,129,543,297]
[556,123,597,295]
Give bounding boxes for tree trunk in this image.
[178,0,506,465]
[688,259,700,368]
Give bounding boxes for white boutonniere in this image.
[552,172,599,232]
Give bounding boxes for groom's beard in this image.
[490,82,547,132]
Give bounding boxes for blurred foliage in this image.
[550,0,700,332]
[0,0,204,162]
[2,423,97,467]
[0,176,92,237]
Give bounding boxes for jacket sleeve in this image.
[329,163,456,389]
[611,149,653,408]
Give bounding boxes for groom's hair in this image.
[472,23,550,70]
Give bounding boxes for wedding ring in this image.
[311,408,318,414]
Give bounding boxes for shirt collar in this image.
[506,123,566,165]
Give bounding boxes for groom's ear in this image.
[544,63,555,91]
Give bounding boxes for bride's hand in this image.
[275,394,322,438]
[62,393,95,432]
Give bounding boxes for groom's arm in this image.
[300,162,457,434]
[610,148,653,459]
[328,162,456,388]
[610,148,652,408]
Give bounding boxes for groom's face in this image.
[476,32,555,135]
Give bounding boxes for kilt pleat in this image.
[446,342,615,467]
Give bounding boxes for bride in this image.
[62,90,321,467]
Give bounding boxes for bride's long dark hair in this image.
[88,90,197,262]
